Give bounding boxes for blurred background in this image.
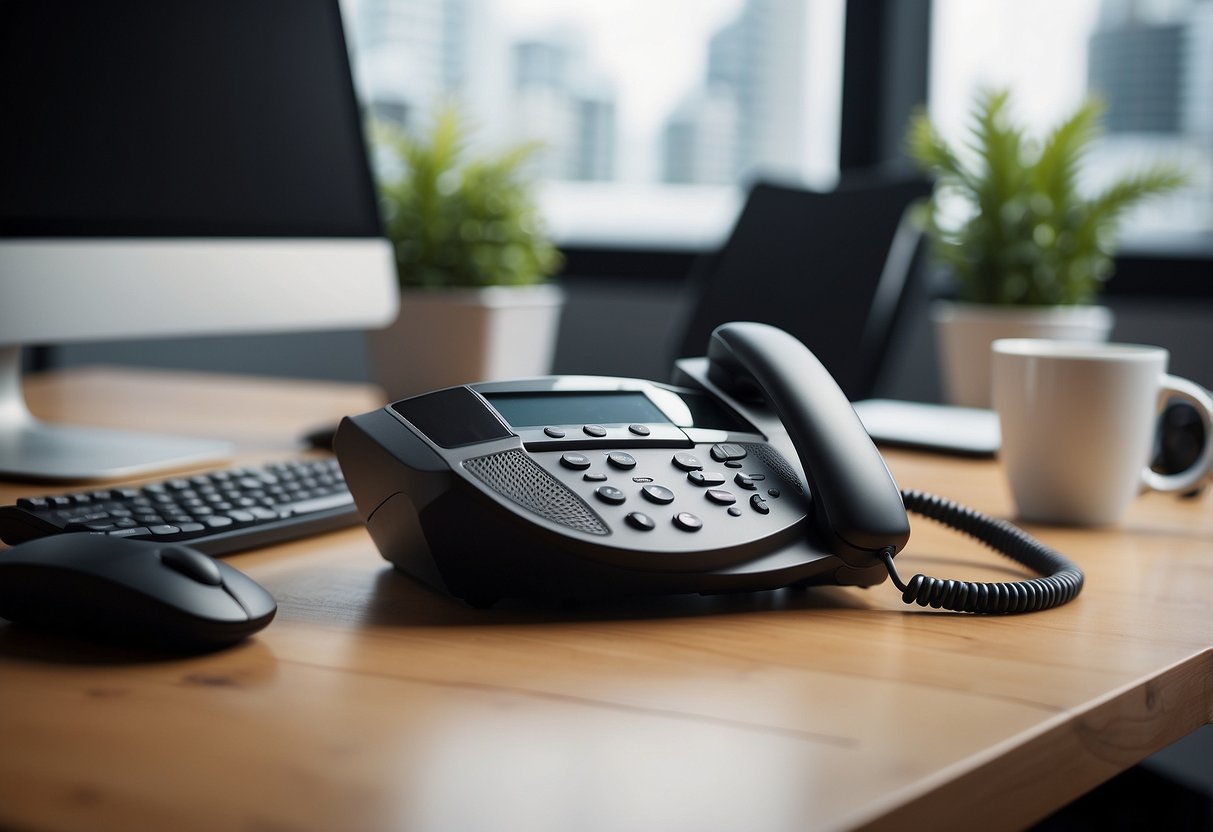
[44,0,1213,400]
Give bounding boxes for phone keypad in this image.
[533,442,806,547]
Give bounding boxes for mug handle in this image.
[1142,375,1213,494]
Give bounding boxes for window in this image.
[340,0,845,248]
[930,0,1213,239]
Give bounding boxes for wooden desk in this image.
[1,368,1210,832]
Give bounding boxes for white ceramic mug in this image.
[991,339,1213,526]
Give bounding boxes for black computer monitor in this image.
[0,0,399,481]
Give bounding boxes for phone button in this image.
[628,424,651,436]
[673,512,703,532]
[625,511,656,531]
[687,470,726,487]
[543,426,566,438]
[749,494,771,515]
[561,452,592,470]
[672,452,703,471]
[705,489,736,505]
[582,424,608,437]
[583,472,608,482]
[710,443,748,462]
[641,485,675,504]
[734,473,758,490]
[595,486,627,505]
[607,452,637,470]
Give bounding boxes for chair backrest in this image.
[669,176,932,401]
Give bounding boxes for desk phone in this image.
[336,322,1083,612]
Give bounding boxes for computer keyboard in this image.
[0,457,359,556]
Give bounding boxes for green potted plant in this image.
[368,104,565,400]
[907,88,1187,407]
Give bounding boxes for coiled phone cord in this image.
[875,489,1085,614]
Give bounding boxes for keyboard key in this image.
[282,493,355,515]
[107,526,152,538]
[66,521,119,532]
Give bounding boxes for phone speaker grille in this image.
[463,450,610,536]
[741,443,804,493]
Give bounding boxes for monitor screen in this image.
[0,0,400,480]
[0,0,381,239]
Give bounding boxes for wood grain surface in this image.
[1,368,1209,832]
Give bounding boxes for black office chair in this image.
[669,175,932,401]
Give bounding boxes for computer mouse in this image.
[0,534,276,652]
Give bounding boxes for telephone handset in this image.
[705,322,910,567]
[701,322,1083,613]
[335,321,1083,613]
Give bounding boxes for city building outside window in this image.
[340,0,845,248]
[930,0,1213,242]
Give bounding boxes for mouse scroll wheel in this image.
[158,545,223,586]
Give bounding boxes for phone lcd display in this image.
[484,392,670,429]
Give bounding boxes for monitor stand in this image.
[0,346,231,482]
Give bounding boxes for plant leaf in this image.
[905,85,1190,305]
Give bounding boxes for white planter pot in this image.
[368,283,565,401]
[933,301,1114,408]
